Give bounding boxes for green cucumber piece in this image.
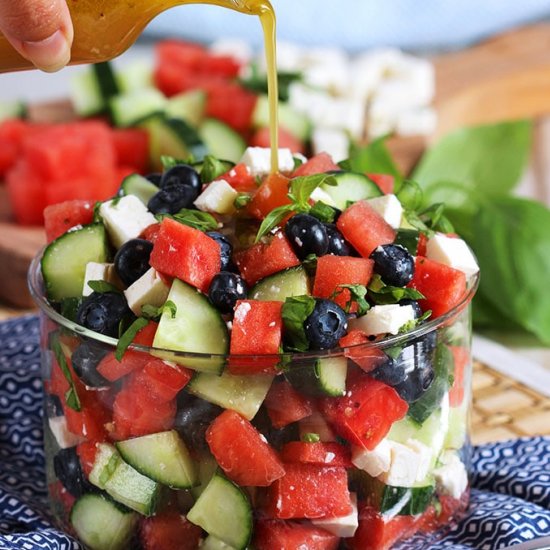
[70,62,120,117]
[201,535,237,550]
[166,90,207,127]
[190,454,219,500]
[193,157,235,184]
[117,60,153,93]
[187,472,252,549]
[286,355,347,397]
[116,430,198,489]
[119,174,158,205]
[152,279,229,374]
[320,171,383,210]
[88,443,160,516]
[445,399,468,449]
[0,100,25,122]
[199,118,246,164]
[252,94,311,141]
[70,493,137,550]
[187,371,273,420]
[250,266,310,301]
[41,224,109,302]
[394,229,421,255]
[110,88,166,128]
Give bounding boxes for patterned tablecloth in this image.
[0,316,549,550]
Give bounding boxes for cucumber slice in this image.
[187,472,252,549]
[117,60,153,93]
[250,266,310,301]
[199,118,246,164]
[110,88,167,128]
[187,371,273,420]
[116,430,198,489]
[119,174,158,205]
[166,90,207,127]
[141,114,207,170]
[202,535,237,550]
[320,171,383,210]
[286,355,347,397]
[89,443,160,516]
[0,100,25,122]
[190,454,219,500]
[41,224,109,302]
[70,62,120,117]
[152,279,229,374]
[445,399,468,449]
[253,94,311,141]
[71,493,137,550]
[394,229,421,255]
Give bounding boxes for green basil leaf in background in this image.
[255,204,295,242]
[470,196,550,345]
[396,180,423,210]
[341,136,401,181]
[52,338,81,412]
[116,317,149,361]
[412,120,532,206]
[281,295,316,352]
[200,155,229,183]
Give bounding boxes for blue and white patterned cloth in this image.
[0,315,549,550]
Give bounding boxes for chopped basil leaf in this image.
[368,274,425,305]
[288,173,337,208]
[399,310,432,333]
[396,180,423,211]
[51,337,81,412]
[93,201,103,223]
[234,193,252,209]
[116,317,149,361]
[157,209,218,232]
[309,201,337,223]
[301,433,321,443]
[293,156,304,170]
[331,284,370,316]
[161,155,189,170]
[200,155,229,183]
[255,204,295,243]
[281,295,316,352]
[87,280,120,294]
[141,300,177,321]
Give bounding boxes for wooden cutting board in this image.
[2,23,550,309]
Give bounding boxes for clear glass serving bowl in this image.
[28,252,479,550]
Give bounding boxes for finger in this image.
[0,0,73,72]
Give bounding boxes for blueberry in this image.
[285,214,329,260]
[394,364,435,403]
[160,164,202,195]
[370,244,415,287]
[208,272,247,314]
[174,394,223,452]
[76,292,133,338]
[370,356,407,386]
[53,447,91,497]
[399,298,423,319]
[147,181,197,215]
[114,238,153,287]
[207,231,234,271]
[45,394,64,417]
[324,224,354,256]
[145,172,162,186]
[304,299,348,350]
[71,342,109,388]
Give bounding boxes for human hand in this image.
[0,0,73,72]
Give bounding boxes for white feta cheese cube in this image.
[406,439,433,483]
[433,451,468,499]
[124,268,170,316]
[194,179,238,215]
[426,233,479,277]
[352,438,392,477]
[366,194,403,229]
[49,416,84,449]
[82,262,115,297]
[99,195,157,249]
[239,147,294,177]
[349,304,416,336]
[303,61,350,96]
[396,107,437,137]
[313,493,358,538]
[379,440,421,487]
[312,127,350,164]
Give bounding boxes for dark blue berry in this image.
[147,181,197,214]
[207,231,234,271]
[175,394,223,452]
[394,365,435,403]
[46,394,64,417]
[304,299,348,350]
[370,356,407,386]
[285,214,329,260]
[76,292,133,338]
[399,298,423,319]
[53,447,91,497]
[208,272,247,314]
[114,238,153,286]
[161,164,201,194]
[324,223,354,256]
[71,342,109,388]
[145,172,162,186]
[370,244,415,287]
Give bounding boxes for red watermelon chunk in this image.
[133,358,193,403]
[265,463,352,519]
[292,152,339,177]
[0,118,29,177]
[280,441,352,468]
[367,173,395,194]
[140,510,203,550]
[448,345,469,407]
[112,128,150,174]
[206,410,286,487]
[254,520,339,550]
[150,217,221,293]
[339,330,388,373]
[43,200,95,242]
[264,380,313,429]
[313,255,374,311]
[220,163,256,192]
[408,257,467,318]
[235,231,300,286]
[248,172,292,220]
[336,200,396,258]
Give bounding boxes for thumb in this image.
[0,0,73,72]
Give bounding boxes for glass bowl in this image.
[28,252,479,550]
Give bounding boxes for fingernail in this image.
[21,29,71,72]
